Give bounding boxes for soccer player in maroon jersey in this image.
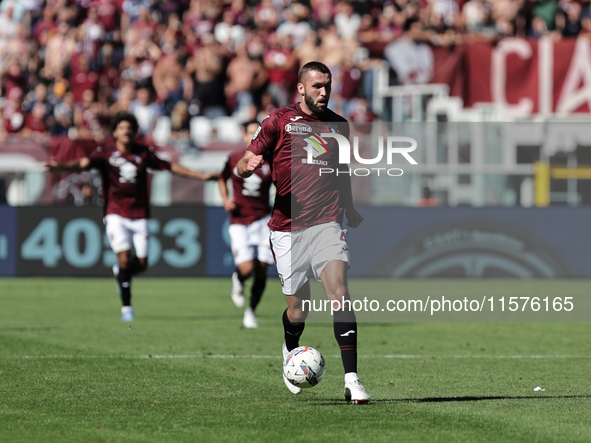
[219,120,274,328]
[236,62,370,404]
[47,112,217,321]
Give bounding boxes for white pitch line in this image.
[1,354,591,360]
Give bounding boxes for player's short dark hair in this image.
[110,112,139,135]
[241,119,260,132]
[298,61,332,84]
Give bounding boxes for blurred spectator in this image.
[130,86,162,138]
[0,6,18,42]
[90,0,117,33]
[33,7,57,45]
[264,33,297,107]
[188,33,226,118]
[44,21,76,77]
[295,31,321,67]
[121,38,161,87]
[1,88,25,140]
[169,100,193,151]
[152,46,193,113]
[215,8,245,50]
[276,4,312,48]
[74,89,104,140]
[334,1,362,39]
[225,44,268,120]
[80,8,106,59]
[22,103,50,142]
[556,1,583,36]
[70,54,99,104]
[154,0,183,24]
[254,0,280,30]
[53,91,76,136]
[1,57,26,98]
[109,81,135,115]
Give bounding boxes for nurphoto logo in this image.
[310,134,418,176]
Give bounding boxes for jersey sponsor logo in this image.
[302,134,329,165]
[285,123,312,134]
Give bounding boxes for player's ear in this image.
[297,83,305,95]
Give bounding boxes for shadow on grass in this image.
[307,395,591,406]
[141,315,241,321]
[0,327,54,332]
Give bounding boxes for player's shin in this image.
[333,309,358,375]
[117,267,132,306]
[250,277,266,311]
[282,308,305,352]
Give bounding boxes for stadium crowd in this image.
[0,0,588,147]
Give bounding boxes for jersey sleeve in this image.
[248,114,279,156]
[146,146,172,171]
[87,146,106,169]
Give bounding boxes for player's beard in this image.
[304,92,328,116]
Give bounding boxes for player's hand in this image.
[224,199,236,212]
[45,157,61,172]
[203,171,220,181]
[345,207,363,228]
[246,155,264,172]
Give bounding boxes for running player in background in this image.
[47,112,218,321]
[219,120,274,328]
[236,62,370,403]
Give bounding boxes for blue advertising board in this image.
[0,205,16,276]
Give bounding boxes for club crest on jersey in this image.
[302,134,329,165]
[327,124,338,134]
[109,154,127,167]
[285,123,312,135]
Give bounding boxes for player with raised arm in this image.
[219,120,274,328]
[236,62,370,404]
[47,112,217,321]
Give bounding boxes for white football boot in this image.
[344,378,370,404]
[121,306,134,322]
[243,307,258,328]
[282,342,302,395]
[231,272,245,308]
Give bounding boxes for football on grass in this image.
[283,346,326,388]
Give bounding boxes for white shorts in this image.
[229,215,274,266]
[270,221,350,295]
[104,214,149,258]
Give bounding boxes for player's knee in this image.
[288,305,307,324]
[328,284,348,303]
[117,252,131,269]
[137,258,148,272]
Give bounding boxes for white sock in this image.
[344,372,359,384]
[121,306,133,314]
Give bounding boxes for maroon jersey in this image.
[88,139,171,219]
[221,150,273,225]
[248,103,350,231]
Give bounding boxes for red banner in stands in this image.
[430,37,591,115]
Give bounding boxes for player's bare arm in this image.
[218,176,236,212]
[46,156,91,172]
[170,163,219,181]
[237,150,264,178]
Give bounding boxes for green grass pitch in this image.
[1,278,591,442]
